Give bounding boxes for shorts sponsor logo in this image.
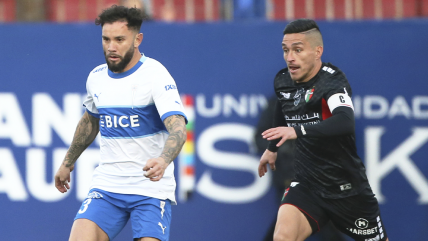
[347,227,378,236]
[356,218,369,229]
[87,191,103,199]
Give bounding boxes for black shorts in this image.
[281,182,388,241]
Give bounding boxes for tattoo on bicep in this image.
[161,115,187,164]
[64,112,100,167]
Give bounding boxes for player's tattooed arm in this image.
[63,111,100,167]
[161,115,187,164]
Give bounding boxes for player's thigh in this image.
[69,218,109,241]
[280,183,330,235]
[131,198,172,241]
[274,204,312,241]
[73,190,130,241]
[326,188,388,241]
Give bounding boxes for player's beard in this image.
[105,45,134,73]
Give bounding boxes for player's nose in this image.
[286,52,295,62]
[107,42,118,52]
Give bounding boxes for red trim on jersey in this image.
[322,98,332,120]
[280,203,320,232]
[338,104,352,108]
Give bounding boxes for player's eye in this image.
[295,48,302,53]
[283,49,289,53]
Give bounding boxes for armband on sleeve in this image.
[327,88,354,113]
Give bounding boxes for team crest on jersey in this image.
[293,88,305,106]
[305,87,314,102]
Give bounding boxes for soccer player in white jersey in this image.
[54,5,187,241]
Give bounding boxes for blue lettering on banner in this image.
[165,85,177,91]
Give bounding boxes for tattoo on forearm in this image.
[63,112,99,167]
[161,115,187,164]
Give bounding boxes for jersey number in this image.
[78,199,92,214]
[339,95,345,103]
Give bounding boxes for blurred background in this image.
[0,0,428,240]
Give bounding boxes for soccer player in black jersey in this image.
[258,19,389,241]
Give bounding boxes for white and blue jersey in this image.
[83,55,187,204]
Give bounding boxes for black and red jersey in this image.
[272,62,370,199]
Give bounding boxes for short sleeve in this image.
[151,66,187,124]
[82,80,100,118]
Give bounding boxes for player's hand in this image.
[262,126,297,147]
[143,157,169,182]
[54,164,74,193]
[258,149,278,178]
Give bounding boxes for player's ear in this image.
[315,45,323,60]
[135,33,143,47]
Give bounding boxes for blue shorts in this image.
[75,189,171,241]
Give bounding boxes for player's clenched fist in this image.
[143,157,169,181]
[55,164,74,193]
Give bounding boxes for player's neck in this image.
[120,51,142,73]
[295,60,322,84]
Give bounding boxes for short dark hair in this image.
[283,19,321,35]
[95,5,144,32]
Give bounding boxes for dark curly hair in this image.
[95,5,144,32]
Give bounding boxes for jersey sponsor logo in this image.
[305,87,314,102]
[322,66,336,74]
[287,121,320,127]
[165,85,177,91]
[280,92,290,99]
[92,66,107,73]
[355,218,369,229]
[290,182,299,187]
[158,222,167,234]
[340,183,352,191]
[285,113,320,121]
[100,115,140,128]
[87,191,103,199]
